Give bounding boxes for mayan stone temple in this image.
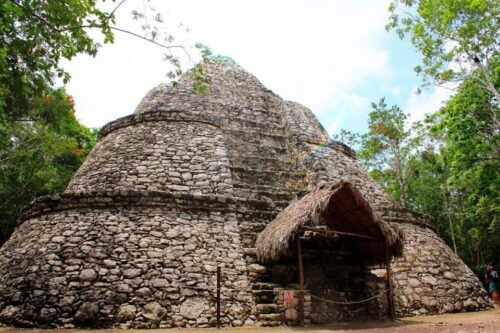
[0,60,492,328]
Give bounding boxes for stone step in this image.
[227,155,297,171]
[253,282,283,290]
[231,186,297,202]
[232,186,300,199]
[252,287,280,303]
[232,181,298,193]
[257,313,283,321]
[225,139,288,156]
[254,297,277,305]
[257,320,282,327]
[219,115,285,133]
[252,289,275,296]
[223,128,288,147]
[214,105,284,124]
[230,166,305,188]
[256,304,280,314]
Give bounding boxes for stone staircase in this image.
[223,133,304,203]
[252,282,284,326]
[216,107,310,326]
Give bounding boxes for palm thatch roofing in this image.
[256,180,403,265]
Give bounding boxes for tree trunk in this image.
[474,59,500,131]
[476,60,500,102]
[442,185,458,254]
[393,145,407,208]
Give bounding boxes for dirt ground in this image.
[1,306,499,333]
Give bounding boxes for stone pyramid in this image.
[0,60,491,328]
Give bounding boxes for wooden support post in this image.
[385,247,396,321]
[296,237,305,326]
[216,266,221,328]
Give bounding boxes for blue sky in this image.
[319,33,423,134]
[63,0,452,134]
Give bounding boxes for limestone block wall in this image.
[300,145,396,209]
[135,61,283,118]
[133,61,301,204]
[67,114,232,196]
[391,223,491,316]
[0,194,254,328]
[281,101,329,145]
[280,101,395,209]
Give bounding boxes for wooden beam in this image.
[385,246,396,320]
[300,226,380,240]
[217,266,221,328]
[297,237,305,326]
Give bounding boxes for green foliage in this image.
[190,63,211,95]
[0,0,115,121]
[387,0,499,98]
[195,43,237,64]
[188,44,237,95]
[357,98,414,207]
[0,0,107,245]
[0,0,201,246]
[346,60,499,276]
[429,63,499,271]
[0,88,96,245]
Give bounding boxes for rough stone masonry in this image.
[0,60,492,328]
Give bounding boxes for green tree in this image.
[0,1,116,245]
[0,0,194,246]
[385,60,499,273]
[0,0,115,121]
[0,88,97,244]
[357,98,414,208]
[0,0,190,122]
[349,77,498,274]
[386,0,499,106]
[430,64,499,270]
[404,143,459,253]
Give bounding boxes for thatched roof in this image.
[256,180,403,265]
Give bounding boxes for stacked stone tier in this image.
[17,191,287,226]
[380,207,435,231]
[98,110,221,140]
[67,117,233,195]
[1,202,258,327]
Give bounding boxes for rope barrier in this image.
[304,289,388,305]
[169,284,385,299]
[174,284,388,307]
[171,285,307,292]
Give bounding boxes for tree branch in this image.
[10,0,195,67]
[10,0,62,32]
[107,0,128,20]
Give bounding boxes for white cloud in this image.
[62,0,394,128]
[405,86,454,124]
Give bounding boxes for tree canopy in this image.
[387,0,499,104]
[0,88,97,244]
[347,59,499,274]
[0,0,200,246]
[0,0,115,121]
[357,98,414,208]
